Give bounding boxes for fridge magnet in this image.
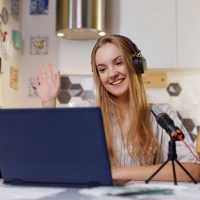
[30,36,48,55]
[1,31,10,60]
[29,77,39,96]
[11,0,20,19]
[10,66,19,90]
[0,7,9,24]
[0,57,1,73]
[12,30,22,50]
[30,0,49,15]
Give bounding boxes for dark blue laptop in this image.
[0,107,113,187]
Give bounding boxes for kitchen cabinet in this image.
[119,0,200,70]
[119,0,177,69]
[176,0,200,68]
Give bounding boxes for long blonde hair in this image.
[91,35,158,165]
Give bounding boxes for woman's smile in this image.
[110,78,126,85]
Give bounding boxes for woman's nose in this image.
[109,67,119,78]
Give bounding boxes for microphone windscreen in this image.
[151,105,184,140]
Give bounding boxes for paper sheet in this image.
[0,185,66,200]
[80,182,200,200]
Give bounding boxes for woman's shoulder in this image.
[152,103,175,114]
[151,103,180,122]
[68,99,97,107]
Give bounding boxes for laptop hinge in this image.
[88,181,101,187]
[11,179,24,184]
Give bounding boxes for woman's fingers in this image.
[39,64,47,81]
[38,64,60,91]
[55,71,61,88]
[47,64,53,81]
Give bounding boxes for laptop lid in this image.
[0,107,113,187]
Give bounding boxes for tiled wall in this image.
[146,71,200,151]
[57,75,96,106]
[56,71,200,151]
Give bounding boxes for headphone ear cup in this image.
[132,56,147,74]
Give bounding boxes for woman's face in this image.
[95,43,129,99]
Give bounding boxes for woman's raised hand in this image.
[36,64,61,107]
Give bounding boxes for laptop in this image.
[0,107,113,187]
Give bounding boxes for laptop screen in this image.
[0,107,113,187]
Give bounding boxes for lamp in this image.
[56,0,106,39]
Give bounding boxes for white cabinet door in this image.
[177,0,200,68]
[119,0,176,69]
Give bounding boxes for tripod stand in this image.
[145,138,198,185]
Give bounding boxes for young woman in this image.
[36,34,200,182]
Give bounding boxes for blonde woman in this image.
[37,34,200,182]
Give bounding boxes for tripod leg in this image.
[172,160,177,185]
[145,159,169,184]
[175,160,198,184]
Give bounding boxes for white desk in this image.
[0,179,199,200]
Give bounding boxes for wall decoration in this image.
[57,75,95,105]
[10,66,19,90]
[167,82,182,96]
[1,32,10,60]
[11,0,20,19]
[0,22,2,46]
[12,30,22,50]
[30,0,49,15]
[29,77,39,96]
[0,7,9,24]
[30,36,48,55]
[0,57,1,73]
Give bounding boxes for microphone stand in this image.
[145,137,198,185]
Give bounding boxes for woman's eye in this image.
[98,68,106,73]
[116,61,123,66]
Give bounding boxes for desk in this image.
[0,179,199,200]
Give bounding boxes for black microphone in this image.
[151,106,184,141]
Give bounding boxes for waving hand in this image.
[36,64,61,107]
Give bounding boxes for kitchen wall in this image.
[54,71,200,146]
[0,0,21,107]
[1,1,200,149]
[147,71,200,143]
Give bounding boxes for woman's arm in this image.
[36,64,61,107]
[112,162,200,182]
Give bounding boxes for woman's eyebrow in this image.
[96,63,106,68]
[96,56,123,67]
[113,56,123,62]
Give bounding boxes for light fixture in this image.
[56,0,106,40]
[98,31,105,36]
[57,32,64,37]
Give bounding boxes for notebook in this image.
[0,107,113,187]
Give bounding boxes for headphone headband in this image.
[113,34,147,74]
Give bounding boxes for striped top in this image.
[112,103,199,167]
[71,100,199,167]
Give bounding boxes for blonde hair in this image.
[91,35,158,165]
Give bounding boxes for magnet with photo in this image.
[29,77,39,96]
[30,0,48,15]
[1,32,10,60]
[0,57,1,73]
[10,66,19,90]
[30,35,48,55]
[11,0,20,19]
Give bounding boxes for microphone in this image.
[151,106,184,141]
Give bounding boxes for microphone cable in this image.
[181,139,200,162]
